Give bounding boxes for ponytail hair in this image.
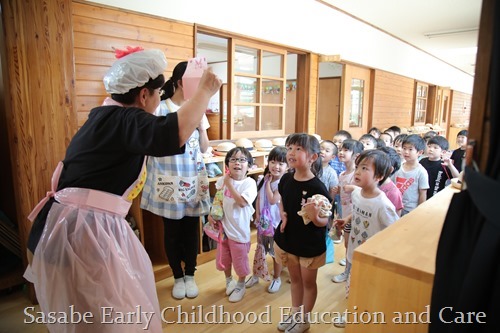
[162,61,187,100]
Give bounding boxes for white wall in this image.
[86,0,474,94]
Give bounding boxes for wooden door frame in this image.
[340,63,372,139]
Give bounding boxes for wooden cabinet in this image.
[129,149,268,281]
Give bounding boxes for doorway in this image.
[316,77,341,140]
[316,61,343,140]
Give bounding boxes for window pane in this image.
[235,76,257,103]
[234,106,257,132]
[262,105,282,130]
[262,51,282,77]
[349,78,364,127]
[235,45,258,74]
[261,79,283,103]
[416,109,426,123]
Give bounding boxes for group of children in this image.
[203,127,468,333]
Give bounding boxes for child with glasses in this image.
[207,147,257,303]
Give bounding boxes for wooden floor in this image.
[0,242,348,333]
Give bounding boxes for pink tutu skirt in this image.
[24,192,162,333]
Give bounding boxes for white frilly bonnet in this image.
[103,48,168,94]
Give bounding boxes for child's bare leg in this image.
[300,267,319,313]
[273,258,282,279]
[224,267,232,279]
[287,261,303,308]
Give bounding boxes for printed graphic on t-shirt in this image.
[432,170,444,196]
[395,176,415,194]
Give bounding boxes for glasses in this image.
[229,157,248,163]
[158,89,165,97]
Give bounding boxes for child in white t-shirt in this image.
[208,147,257,303]
[334,149,400,328]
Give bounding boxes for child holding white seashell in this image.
[273,133,332,333]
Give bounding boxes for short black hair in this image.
[359,134,378,148]
[225,147,254,169]
[387,125,401,133]
[402,134,426,152]
[368,127,381,136]
[378,146,401,176]
[376,138,386,148]
[423,131,438,141]
[427,135,449,151]
[457,130,468,137]
[380,132,393,143]
[321,140,338,156]
[340,139,364,155]
[334,130,352,139]
[355,150,392,186]
[393,133,408,144]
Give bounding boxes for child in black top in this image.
[274,133,332,333]
[420,136,459,199]
[450,129,468,173]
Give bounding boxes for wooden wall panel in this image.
[449,90,472,126]
[72,1,194,127]
[371,70,414,130]
[1,0,77,301]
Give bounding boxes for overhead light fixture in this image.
[424,28,479,38]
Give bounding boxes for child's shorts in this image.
[273,243,325,269]
[216,237,251,277]
[344,221,352,233]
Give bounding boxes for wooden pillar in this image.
[468,0,494,172]
[0,0,77,302]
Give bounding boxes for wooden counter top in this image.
[346,185,460,333]
[353,185,459,280]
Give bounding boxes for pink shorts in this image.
[216,237,251,277]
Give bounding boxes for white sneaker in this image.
[285,319,310,333]
[228,286,245,302]
[332,231,343,244]
[339,258,347,266]
[245,276,259,288]
[268,278,281,293]
[333,314,346,328]
[184,275,199,298]
[331,271,348,283]
[172,278,186,299]
[226,279,236,296]
[277,313,293,331]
